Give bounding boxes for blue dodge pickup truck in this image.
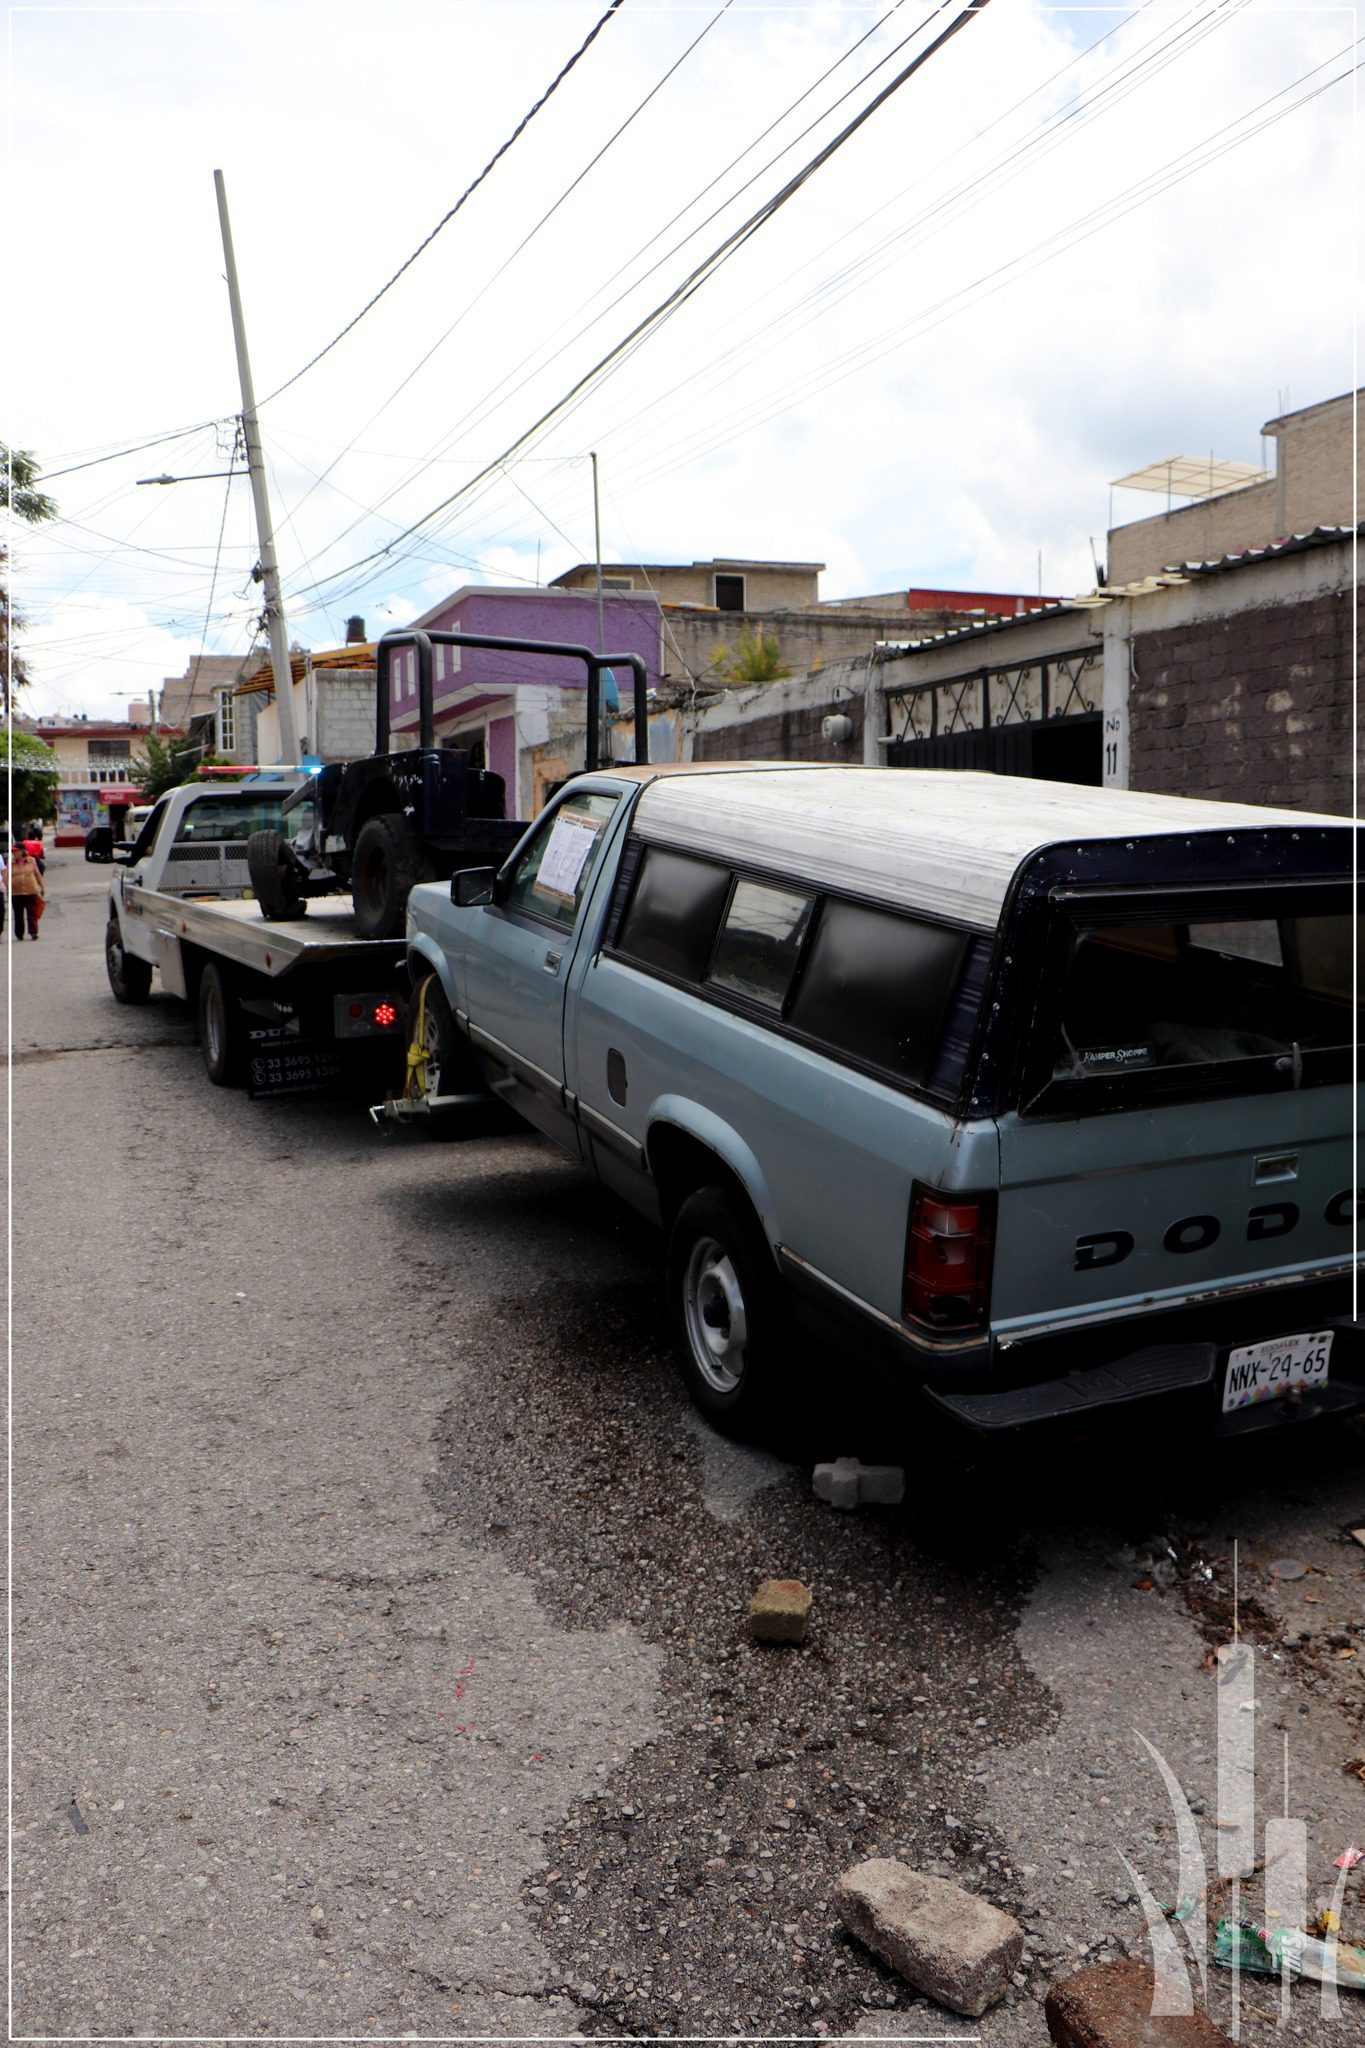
[400,761,1360,1442]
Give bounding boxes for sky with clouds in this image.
[9,0,1357,723]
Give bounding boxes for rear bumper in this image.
[922,1277,1361,1432]
[782,1252,1362,1434]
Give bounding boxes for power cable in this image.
[575,0,1248,482]
[288,0,1157,579]
[322,0,946,548]
[195,428,242,667]
[269,4,737,547]
[39,421,231,482]
[631,44,1359,491]
[332,21,1345,609]
[258,0,629,408]
[296,0,995,605]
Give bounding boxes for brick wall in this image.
[315,670,378,761]
[1127,583,1357,815]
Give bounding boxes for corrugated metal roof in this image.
[236,643,378,696]
[630,767,1344,931]
[878,523,1360,657]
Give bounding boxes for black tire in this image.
[198,962,245,1087]
[105,916,153,1003]
[247,828,307,921]
[352,814,431,940]
[666,1185,784,1438]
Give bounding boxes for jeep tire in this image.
[352,814,430,940]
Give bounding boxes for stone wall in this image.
[663,608,919,690]
[1126,581,1358,816]
[689,665,868,764]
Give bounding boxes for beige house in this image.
[23,706,183,844]
[1107,388,1358,583]
[549,556,823,612]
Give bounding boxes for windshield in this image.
[172,794,293,843]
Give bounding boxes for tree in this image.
[0,729,59,831]
[1,444,58,711]
[711,625,791,683]
[129,731,225,803]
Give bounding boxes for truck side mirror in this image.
[112,843,137,865]
[452,867,495,907]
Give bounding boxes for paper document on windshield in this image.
[535,813,600,905]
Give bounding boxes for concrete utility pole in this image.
[214,170,300,766]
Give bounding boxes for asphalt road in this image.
[7,848,1364,2044]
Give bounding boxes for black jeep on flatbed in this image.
[246,628,648,939]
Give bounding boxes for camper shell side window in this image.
[606,836,989,1104]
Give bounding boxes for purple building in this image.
[391,585,662,814]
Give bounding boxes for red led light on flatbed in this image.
[374,1002,397,1028]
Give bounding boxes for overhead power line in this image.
[300,0,995,603]
[269,1,736,543]
[39,421,229,482]
[259,0,629,408]
[326,0,925,542]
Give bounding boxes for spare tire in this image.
[352,814,430,940]
[247,828,307,920]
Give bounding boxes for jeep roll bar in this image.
[374,629,649,774]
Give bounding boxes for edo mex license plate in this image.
[1221,1331,1333,1413]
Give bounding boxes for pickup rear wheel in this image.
[105,917,153,1003]
[667,1186,783,1438]
[198,962,245,1087]
[352,814,431,941]
[247,828,307,921]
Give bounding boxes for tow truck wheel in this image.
[105,917,153,1003]
[353,814,430,940]
[666,1186,782,1439]
[247,828,307,921]
[198,962,245,1087]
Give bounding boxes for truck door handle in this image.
[544,949,562,974]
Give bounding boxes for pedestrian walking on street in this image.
[8,843,45,939]
[22,824,46,875]
[0,847,7,939]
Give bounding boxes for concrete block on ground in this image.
[813,1457,905,1510]
[1045,1960,1235,2045]
[834,1858,1021,2017]
[748,1578,811,1644]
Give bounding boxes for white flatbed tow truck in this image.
[104,778,407,1094]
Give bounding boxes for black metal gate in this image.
[884,645,1102,786]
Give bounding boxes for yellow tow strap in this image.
[404,976,431,1100]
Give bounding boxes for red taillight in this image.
[374,1001,397,1029]
[348,1001,363,1018]
[903,1182,995,1333]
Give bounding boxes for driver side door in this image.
[460,787,621,1151]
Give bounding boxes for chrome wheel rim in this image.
[206,989,223,1066]
[683,1235,748,1395]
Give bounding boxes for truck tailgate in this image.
[992,1086,1351,1338]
